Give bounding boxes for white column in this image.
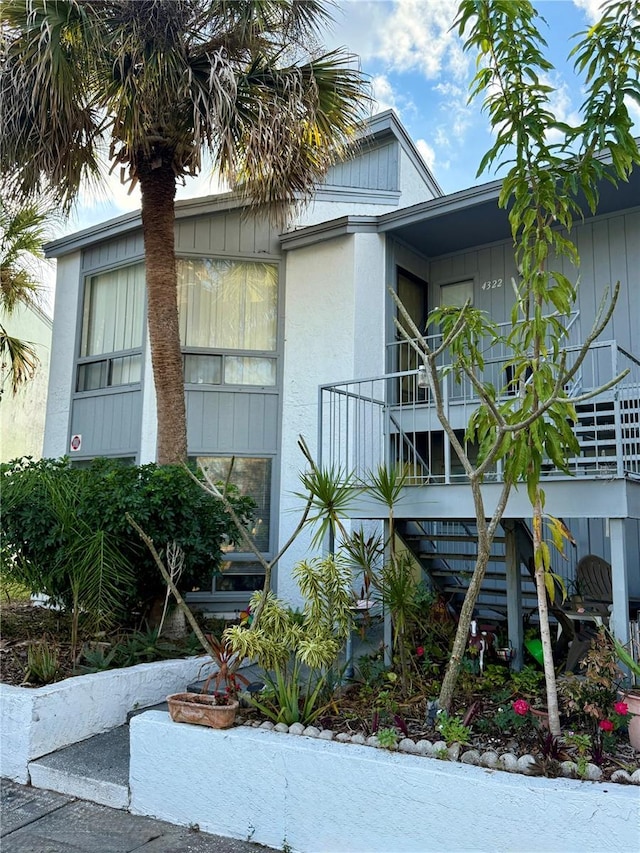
[43,252,82,458]
[504,521,523,671]
[138,333,158,463]
[609,517,629,644]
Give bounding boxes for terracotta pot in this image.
[621,690,640,751]
[167,693,239,729]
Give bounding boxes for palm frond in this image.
[0,325,39,395]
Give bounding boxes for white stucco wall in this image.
[0,304,52,461]
[0,656,211,784]
[130,713,640,853]
[277,232,386,605]
[397,147,440,208]
[43,251,82,458]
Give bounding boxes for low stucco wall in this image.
[0,656,210,783]
[129,711,640,853]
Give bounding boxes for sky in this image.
[42,0,637,288]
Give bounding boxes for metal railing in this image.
[319,338,640,484]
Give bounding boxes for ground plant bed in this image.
[235,684,640,785]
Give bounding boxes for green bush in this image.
[0,457,254,621]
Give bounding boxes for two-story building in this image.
[44,112,640,652]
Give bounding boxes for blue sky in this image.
[59,0,637,235]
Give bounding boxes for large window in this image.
[77,264,145,391]
[178,259,278,386]
[196,456,272,597]
[197,456,272,553]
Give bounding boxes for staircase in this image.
[399,519,537,623]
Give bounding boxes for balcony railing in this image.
[318,339,640,484]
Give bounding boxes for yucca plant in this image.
[297,436,360,552]
[225,556,353,725]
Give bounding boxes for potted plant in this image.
[167,637,248,729]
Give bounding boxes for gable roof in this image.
[45,111,441,259]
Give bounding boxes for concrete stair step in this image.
[29,726,130,810]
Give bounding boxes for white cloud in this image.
[328,1,394,60]
[572,0,606,23]
[370,73,417,118]
[433,80,473,139]
[371,74,400,115]
[416,138,436,171]
[544,75,582,143]
[376,0,468,81]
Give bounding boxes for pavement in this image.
[1,780,278,853]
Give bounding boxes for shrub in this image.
[1,456,254,620]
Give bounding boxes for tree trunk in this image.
[438,530,493,711]
[138,163,187,465]
[532,493,562,736]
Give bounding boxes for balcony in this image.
[319,338,640,486]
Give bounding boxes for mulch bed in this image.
[2,600,638,783]
[0,601,80,687]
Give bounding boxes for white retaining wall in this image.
[0,656,210,783]
[130,711,640,853]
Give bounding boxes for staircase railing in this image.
[319,338,640,482]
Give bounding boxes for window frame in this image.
[76,261,146,394]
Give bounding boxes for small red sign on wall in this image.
[70,434,82,452]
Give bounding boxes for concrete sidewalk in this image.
[1,781,277,853]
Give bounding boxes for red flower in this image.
[416,646,424,657]
[599,719,614,732]
[613,701,628,716]
[512,699,530,716]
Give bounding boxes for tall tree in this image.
[395,0,638,732]
[0,196,51,396]
[1,0,369,463]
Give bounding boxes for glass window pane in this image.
[110,354,142,386]
[440,280,474,308]
[184,354,222,385]
[197,457,271,552]
[77,360,108,391]
[82,264,145,356]
[224,357,276,386]
[178,259,277,351]
[214,566,265,593]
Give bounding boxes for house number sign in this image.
[481,278,503,290]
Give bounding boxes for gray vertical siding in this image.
[325,141,399,191]
[70,390,142,457]
[73,207,283,464]
[175,210,280,257]
[186,390,279,455]
[82,233,145,271]
[426,209,638,354]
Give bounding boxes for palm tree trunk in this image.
[138,163,187,465]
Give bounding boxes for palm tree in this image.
[0,196,51,396]
[1,0,369,463]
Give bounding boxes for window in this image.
[178,259,277,350]
[77,264,145,391]
[440,279,474,308]
[178,259,278,387]
[214,563,266,593]
[196,456,272,553]
[396,269,428,403]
